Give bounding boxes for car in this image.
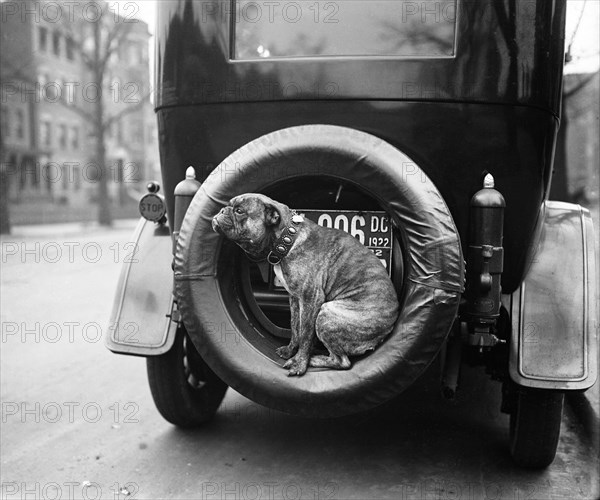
[106,0,597,468]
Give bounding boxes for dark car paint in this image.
[156,0,565,112]
[154,0,567,294]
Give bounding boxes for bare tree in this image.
[1,0,150,228]
[0,154,11,234]
[0,62,36,235]
[59,0,151,225]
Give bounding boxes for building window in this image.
[74,165,81,191]
[53,31,61,57]
[62,165,69,190]
[66,36,75,61]
[1,107,9,139]
[19,159,26,190]
[31,160,40,188]
[39,27,48,51]
[71,126,79,149]
[65,76,77,105]
[21,159,39,188]
[40,120,51,148]
[58,124,67,149]
[15,109,24,139]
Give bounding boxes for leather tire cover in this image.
[175,125,464,417]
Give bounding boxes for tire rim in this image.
[235,177,403,343]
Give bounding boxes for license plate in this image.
[272,210,393,288]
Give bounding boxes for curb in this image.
[2,218,139,239]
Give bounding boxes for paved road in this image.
[1,221,598,500]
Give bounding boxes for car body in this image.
[106,0,597,468]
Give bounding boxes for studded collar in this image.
[266,212,304,265]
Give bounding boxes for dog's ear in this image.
[264,203,281,226]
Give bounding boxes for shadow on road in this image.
[136,362,595,500]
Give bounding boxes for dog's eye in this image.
[234,207,244,215]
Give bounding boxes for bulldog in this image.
[212,193,400,376]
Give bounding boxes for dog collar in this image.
[267,212,304,265]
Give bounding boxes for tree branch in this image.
[1,60,37,85]
[102,91,151,131]
[379,20,453,53]
[55,94,97,124]
[99,19,129,72]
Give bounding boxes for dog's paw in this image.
[276,345,297,359]
[283,355,309,376]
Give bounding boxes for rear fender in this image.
[105,218,177,356]
[507,201,598,390]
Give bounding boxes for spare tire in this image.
[175,125,464,417]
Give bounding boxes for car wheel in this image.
[509,386,564,468]
[146,327,228,427]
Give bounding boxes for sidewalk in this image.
[5,198,140,227]
[566,198,600,441]
[3,218,140,239]
[568,378,600,448]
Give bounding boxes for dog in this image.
[212,193,400,376]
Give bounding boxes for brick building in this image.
[0,0,159,221]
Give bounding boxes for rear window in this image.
[233,0,457,59]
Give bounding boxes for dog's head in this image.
[212,193,290,259]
